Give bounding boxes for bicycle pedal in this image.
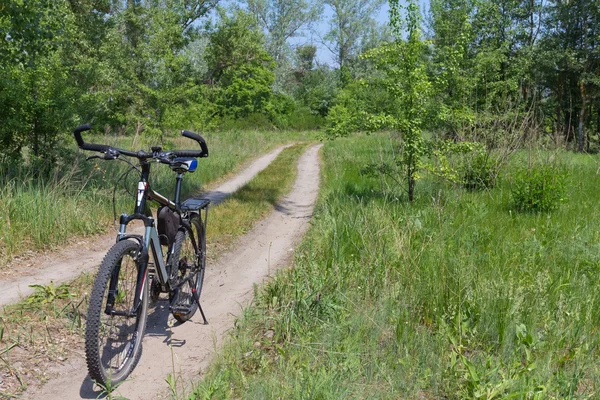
[170,305,193,316]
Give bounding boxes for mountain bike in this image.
[73,124,210,387]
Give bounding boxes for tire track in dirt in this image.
[21,144,322,399]
[0,145,291,307]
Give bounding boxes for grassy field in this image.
[0,130,310,265]
[0,142,310,397]
[191,134,600,399]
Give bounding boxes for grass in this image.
[0,130,311,266]
[190,134,600,399]
[208,143,309,251]
[0,141,311,397]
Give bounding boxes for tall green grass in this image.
[192,135,600,399]
[0,130,311,265]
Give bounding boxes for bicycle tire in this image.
[85,239,149,387]
[170,213,206,323]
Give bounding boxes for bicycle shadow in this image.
[78,300,189,398]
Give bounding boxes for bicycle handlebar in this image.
[72,124,209,159]
[182,130,209,157]
[74,124,112,153]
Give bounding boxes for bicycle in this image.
[72,124,210,387]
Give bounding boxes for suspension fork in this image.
[104,244,149,317]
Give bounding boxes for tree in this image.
[91,0,218,134]
[242,0,321,63]
[429,0,475,137]
[538,0,600,151]
[206,11,275,118]
[373,0,431,201]
[327,0,430,201]
[323,0,385,75]
[0,0,109,163]
[240,0,322,95]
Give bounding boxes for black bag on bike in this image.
[157,206,181,246]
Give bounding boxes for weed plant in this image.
[192,134,600,399]
[511,162,567,212]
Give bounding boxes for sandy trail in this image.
[20,144,322,400]
[0,145,291,307]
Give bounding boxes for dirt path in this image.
[0,144,291,307]
[20,144,322,399]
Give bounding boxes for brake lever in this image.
[86,152,119,161]
[154,151,175,164]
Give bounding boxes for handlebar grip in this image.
[83,143,112,152]
[73,124,111,152]
[181,130,209,157]
[172,150,206,158]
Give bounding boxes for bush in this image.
[511,163,567,212]
[461,152,497,190]
[273,107,324,130]
[215,113,276,131]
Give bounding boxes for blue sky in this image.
[290,1,430,66]
[218,1,431,67]
[293,3,392,67]
[314,2,389,66]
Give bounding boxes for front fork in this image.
[104,214,154,317]
[104,245,149,317]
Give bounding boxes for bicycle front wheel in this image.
[170,213,206,323]
[85,239,149,387]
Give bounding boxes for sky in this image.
[218,1,431,67]
[291,2,392,67]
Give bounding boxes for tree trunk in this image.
[555,100,561,147]
[586,103,592,152]
[578,82,586,152]
[407,165,415,202]
[597,108,600,154]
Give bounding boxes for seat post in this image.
[174,173,184,209]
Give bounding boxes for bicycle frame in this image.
[107,161,208,317]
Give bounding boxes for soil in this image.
[11,144,322,399]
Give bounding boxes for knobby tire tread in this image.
[85,239,148,387]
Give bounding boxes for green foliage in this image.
[424,140,492,188]
[216,63,275,118]
[193,135,600,399]
[294,66,339,117]
[323,0,386,69]
[429,0,475,136]
[460,151,498,190]
[28,282,72,304]
[0,0,85,161]
[243,0,322,65]
[511,162,567,212]
[346,0,430,201]
[207,11,276,119]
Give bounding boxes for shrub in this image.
[215,113,276,131]
[461,152,497,190]
[274,107,324,130]
[511,163,567,212]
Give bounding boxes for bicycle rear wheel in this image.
[170,213,206,323]
[85,239,149,387]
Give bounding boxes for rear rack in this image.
[180,198,210,211]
